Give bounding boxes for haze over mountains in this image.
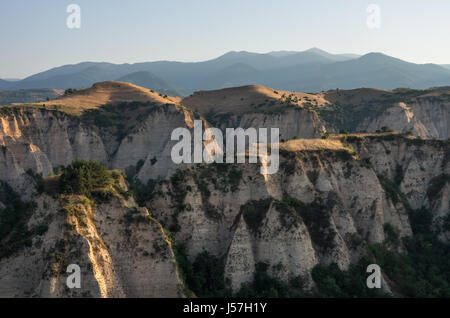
[1,48,450,96]
[116,71,182,97]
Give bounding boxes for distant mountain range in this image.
[116,71,182,97]
[1,48,449,95]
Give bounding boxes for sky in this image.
[0,0,449,78]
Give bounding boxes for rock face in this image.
[0,84,449,192]
[0,106,325,193]
[149,136,449,292]
[182,85,327,139]
[0,105,190,191]
[212,109,325,140]
[0,182,185,298]
[318,87,450,139]
[358,100,450,139]
[183,85,450,139]
[224,215,256,291]
[0,82,449,297]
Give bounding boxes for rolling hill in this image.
[268,53,450,92]
[2,49,450,94]
[0,79,13,90]
[116,71,182,96]
[181,84,326,115]
[37,81,180,115]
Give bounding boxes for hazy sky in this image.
[1,0,449,78]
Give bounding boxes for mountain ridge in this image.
[8,80,447,140]
[115,71,183,97]
[2,49,449,94]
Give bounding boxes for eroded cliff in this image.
[0,82,449,297]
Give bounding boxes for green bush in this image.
[123,207,150,225]
[128,178,157,206]
[197,180,211,199]
[228,167,242,192]
[409,207,433,236]
[381,126,394,133]
[236,262,304,298]
[368,238,450,297]
[427,174,450,200]
[33,224,49,236]
[345,135,365,143]
[383,223,400,246]
[174,245,230,298]
[312,262,384,298]
[312,219,450,298]
[335,149,354,161]
[278,197,335,251]
[377,174,411,211]
[59,159,112,198]
[170,170,188,205]
[241,199,272,233]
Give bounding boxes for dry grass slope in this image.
[181,84,329,115]
[30,81,181,115]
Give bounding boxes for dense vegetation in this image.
[311,191,450,298]
[236,263,305,298]
[81,101,160,127]
[127,178,158,207]
[0,182,41,259]
[1,147,448,298]
[174,246,231,298]
[176,185,450,298]
[241,199,272,233]
[311,261,386,297]
[59,159,113,200]
[0,160,116,260]
[427,174,450,200]
[175,245,305,298]
[80,101,164,141]
[317,100,393,133]
[276,197,335,251]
